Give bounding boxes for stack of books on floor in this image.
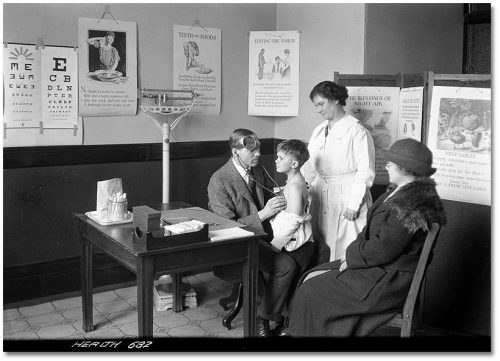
[153,279,198,311]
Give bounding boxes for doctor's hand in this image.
[259,195,287,221]
[343,208,359,221]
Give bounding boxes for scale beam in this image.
[138,88,198,203]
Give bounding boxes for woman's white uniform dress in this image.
[301,114,375,263]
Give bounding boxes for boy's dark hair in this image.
[277,139,309,167]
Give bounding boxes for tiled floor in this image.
[3,272,244,340]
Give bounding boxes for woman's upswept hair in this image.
[310,81,349,106]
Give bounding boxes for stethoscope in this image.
[234,136,283,197]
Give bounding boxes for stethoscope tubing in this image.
[235,155,283,197]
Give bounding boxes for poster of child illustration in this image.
[254,48,292,81]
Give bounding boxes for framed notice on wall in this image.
[248,31,300,116]
[427,86,491,205]
[78,17,137,116]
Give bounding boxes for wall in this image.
[274,3,366,141]
[275,3,490,337]
[2,1,280,304]
[2,3,491,337]
[274,3,464,141]
[363,5,489,336]
[365,3,463,74]
[3,3,277,146]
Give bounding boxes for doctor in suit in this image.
[208,128,309,337]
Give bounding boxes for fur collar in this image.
[385,178,447,234]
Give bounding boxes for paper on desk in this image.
[161,207,245,230]
[163,219,205,235]
[209,227,255,242]
[96,178,123,212]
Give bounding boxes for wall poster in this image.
[398,86,423,141]
[41,46,79,128]
[3,43,41,128]
[78,17,137,116]
[345,86,400,184]
[427,86,491,205]
[248,31,300,116]
[173,24,221,115]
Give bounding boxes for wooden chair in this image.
[219,280,243,330]
[383,222,441,337]
[213,263,244,330]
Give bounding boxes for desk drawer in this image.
[154,241,250,273]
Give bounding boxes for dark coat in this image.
[207,158,275,238]
[288,178,446,337]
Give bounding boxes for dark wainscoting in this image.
[3,139,279,169]
[3,140,491,337]
[3,139,281,306]
[4,254,135,306]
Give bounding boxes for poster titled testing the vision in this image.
[345,87,400,184]
[427,86,491,206]
[173,24,221,115]
[78,17,137,116]
[248,31,300,117]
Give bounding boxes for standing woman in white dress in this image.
[301,81,375,264]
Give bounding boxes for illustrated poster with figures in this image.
[3,43,41,128]
[427,86,491,205]
[345,87,400,184]
[398,87,423,141]
[41,46,79,128]
[248,31,300,116]
[78,17,137,116]
[173,24,221,115]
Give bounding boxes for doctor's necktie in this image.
[247,169,261,209]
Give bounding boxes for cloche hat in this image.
[380,138,436,176]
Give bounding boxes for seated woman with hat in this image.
[285,138,447,337]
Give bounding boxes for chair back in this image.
[400,222,441,337]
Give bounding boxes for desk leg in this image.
[80,237,93,332]
[243,240,259,337]
[172,273,183,313]
[137,256,154,338]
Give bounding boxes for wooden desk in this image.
[74,202,263,338]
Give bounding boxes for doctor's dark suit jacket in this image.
[207,158,275,239]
